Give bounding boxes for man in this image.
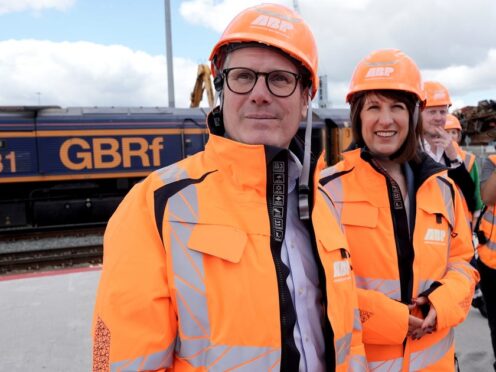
[444,114,484,227]
[92,4,365,371]
[421,81,476,215]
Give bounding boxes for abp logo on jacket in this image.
[334,260,351,282]
[424,228,447,244]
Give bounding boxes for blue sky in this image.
[0,0,495,109]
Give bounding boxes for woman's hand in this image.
[408,296,437,340]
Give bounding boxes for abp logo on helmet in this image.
[251,15,294,32]
[433,90,448,100]
[365,67,395,78]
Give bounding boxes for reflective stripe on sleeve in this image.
[409,329,454,370]
[355,275,401,301]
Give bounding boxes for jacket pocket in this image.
[417,203,454,230]
[341,201,379,228]
[186,223,247,263]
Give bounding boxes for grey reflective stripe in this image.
[482,237,496,251]
[418,279,434,294]
[435,178,455,228]
[464,153,474,172]
[355,275,401,301]
[166,171,282,370]
[369,356,403,371]
[349,354,367,371]
[110,341,175,372]
[481,209,496,250]
[111,357,142,372]
[335,332,352,365]
[483,208,494,223]
[463,156,470,170]
[409,328,454,370]
[318,188,341,228]
[348,355,367,372]
[321,167,344,220]
[447,261,474,282]
[354,308,362,331]
[158,162,184,181]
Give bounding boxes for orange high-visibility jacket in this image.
[92,132,366,371]
[320,148,479,371]
[478,154,496,269]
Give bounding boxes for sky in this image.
[0,0,495,110]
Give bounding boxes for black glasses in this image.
[222,67,301,98]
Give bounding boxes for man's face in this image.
[421,105,449,137]
[221,47,308,149]
[446,128,462,143]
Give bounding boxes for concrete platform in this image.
[0,267,493,371]
[0,267,100,371]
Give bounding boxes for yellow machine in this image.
[190,64,214,108]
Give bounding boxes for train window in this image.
[0,140,5,149]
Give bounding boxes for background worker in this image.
[321,49,479,370]
[92,4,365,371]
[421,81,476,217]
[444,113,487,316]
[444,113,484,227]
[478,155,496,370]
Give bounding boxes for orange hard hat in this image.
[209,3,319,98]
[445,114,462,131]
[424,81,452,107]
[346,49,424,103]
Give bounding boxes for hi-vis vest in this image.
[92,133,366,371]
[320,149,478,372]
[478,154,496,268]
[453,141,476,173]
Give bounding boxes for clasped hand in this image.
[407,296,437,340]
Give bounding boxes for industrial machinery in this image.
[190,64,215,108]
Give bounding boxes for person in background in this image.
[476,155,496,370]
[92,4,365,371]
[444,113,484,228]
[422,84,486,319]
[321,49,479,370]
[421,81,476,218]
[445,114,488,319]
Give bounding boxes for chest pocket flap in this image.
[341,201,378,228]
[417,201,454,228]
[188,223,247,263]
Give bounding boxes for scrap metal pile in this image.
[453,100,496,145]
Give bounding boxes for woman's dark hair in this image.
[349,89,423,163]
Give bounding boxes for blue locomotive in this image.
[0,106,350,229]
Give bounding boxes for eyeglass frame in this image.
[221,67,302,98]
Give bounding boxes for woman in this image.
[319,49,479,371]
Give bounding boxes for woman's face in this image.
[360,93,410,157]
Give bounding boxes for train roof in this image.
[0,106,350,127]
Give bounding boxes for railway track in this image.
[0,225,104,274]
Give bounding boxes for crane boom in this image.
[190,64,214,108]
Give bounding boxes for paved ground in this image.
[456,306,494,371]
[0,267,493,371]
[0,268,99,372]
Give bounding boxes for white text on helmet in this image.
[251,15,293,32]
[365,67,395,78]
[433,91,448,100]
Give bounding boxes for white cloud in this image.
[0,40,209,108]
[179,0,276,33]
[0,0,75,15]
[180,0,496,108]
